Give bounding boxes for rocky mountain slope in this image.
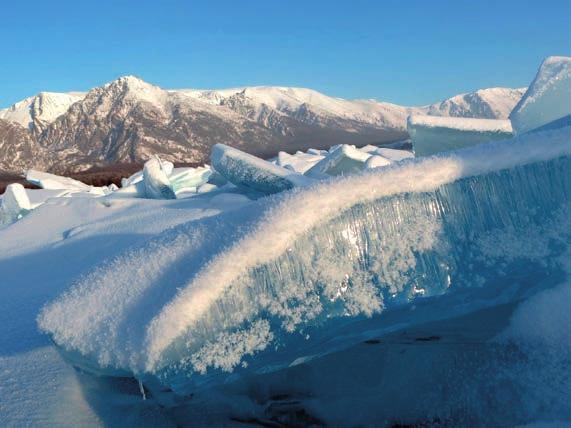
[0,77,525,173]
[426,87,526,119]
[0,92,84,134]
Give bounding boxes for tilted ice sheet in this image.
[510,56,571,135]
[38,128,571,386]
[211,144,311,194]
[408,114,514,157]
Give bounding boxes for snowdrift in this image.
[39,127,571,397]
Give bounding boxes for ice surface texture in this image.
[510,56,571,135]
[38,127,571,395]
[211,144,311,194]
[408,114,514,157]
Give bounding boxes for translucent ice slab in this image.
[408,115,513,157]
[510,56,571,134]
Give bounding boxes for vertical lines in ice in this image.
[164,156,570,378]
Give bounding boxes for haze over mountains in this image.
[0,76,525,173]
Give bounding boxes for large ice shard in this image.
[0,183,31,225]
[305,144,373,178]
[408,114,513,157]
[510,56,571,135]
[143,156,177,199]
[211,144,311,194]
[39,127,571,406]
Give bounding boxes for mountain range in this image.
[0,76,525,173]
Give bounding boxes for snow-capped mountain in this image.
[176,86,417,134]
[0,92,85,134]
[36,76,285,172]
[177,85,525,131]
[0,77,525,173]
[426,87,526,119]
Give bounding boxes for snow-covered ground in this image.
[0,186,256,426]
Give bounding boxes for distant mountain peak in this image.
[0,91,85,131]
[426,87,526,119]
[97,75,164,97]
[107,75,155,90]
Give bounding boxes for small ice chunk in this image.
[105,181,146,200]
[211,144,311,195]
[365,155,392,169]
[196,183,219,194]
[305,144,372,178]
[169,167,212,194]
[307,148,328,155]
[407,115,513,157]
[358,144,381,154]
[373,148,414,162]
[27,170,91,191]
[0,183,31,225]
[121,171,143,187]
[510,56,571,134]
[275,151,324,174]
[124,162,173,188]
[143,156,176,199]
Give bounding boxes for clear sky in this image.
[1,0,570,107]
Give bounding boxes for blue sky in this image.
[1,0,570,107]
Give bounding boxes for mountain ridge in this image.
[0,77,525,173]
